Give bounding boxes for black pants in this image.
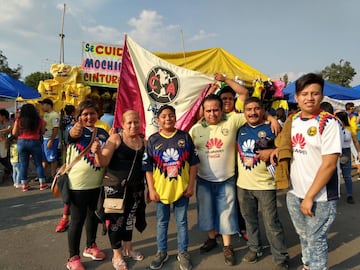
[68,188,100,258]
[0,155,12,175]
[107,192,139,249]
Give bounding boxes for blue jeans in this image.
[237,188,288,264]
[12,162,20,185]
[17,139,45,184]
[286,192,337,270]
[340,148,352,196]
[156,196,189,253]
[196,176,238,234]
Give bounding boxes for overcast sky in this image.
[1,0,359,86]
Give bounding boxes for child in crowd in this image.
[9,135,20,188]
[143,105,199,270]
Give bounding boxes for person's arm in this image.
[12,119,19,136]
[257,148,274,163]
[214,73,249,101]
[92,133,120,167]
[145,171,160,202]
[301,153,339,216]
[183,165,197,198]
[264,112,281,135]
[0,124,12,134]
[351,134,360,161]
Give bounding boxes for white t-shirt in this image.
[289,111,342,202]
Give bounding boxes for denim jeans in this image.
[17,139,45,184]
[156,196,189,253]
[237,188,288,264]
[196,176,238,234]
[340,148,352,196]
[12,162,21,185]
[286,192,337,270]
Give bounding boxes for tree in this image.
[321,60,356,87]
[282,74,289,85]
[0,50,22,79]
[24,72,53,89]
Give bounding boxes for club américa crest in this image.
[146,66,179,104]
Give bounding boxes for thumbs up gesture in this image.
[70,118,84,138]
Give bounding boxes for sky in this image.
[1,0,360,86]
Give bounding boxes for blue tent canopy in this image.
[0,73,41,100]
[353,84,360,91]
[284,81,360,103]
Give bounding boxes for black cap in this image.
[39,98,53,106]
[157,104,175,117]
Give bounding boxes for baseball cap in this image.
[39,98,53,106]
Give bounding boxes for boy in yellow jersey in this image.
[143,105,199,270]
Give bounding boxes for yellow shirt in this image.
[95,120,111,133]
[189,113,246,182]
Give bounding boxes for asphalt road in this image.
[0,176,360,270]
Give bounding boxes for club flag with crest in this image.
[114,35,214,138]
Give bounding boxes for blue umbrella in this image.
[283,81,360,103]
[0,72,41,99]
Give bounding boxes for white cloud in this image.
[80,25,122,44]
[0,0,32,23]
[189,30,217,42]
[127,10,180,50]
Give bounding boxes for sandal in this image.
[123,250,144,261]
[112,257,128,270]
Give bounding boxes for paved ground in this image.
[0,174,360,270]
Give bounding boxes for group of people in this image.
[0,98,61,192]
[2,71,347,270]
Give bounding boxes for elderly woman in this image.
[65,99,109,270]
[92,110,146,270]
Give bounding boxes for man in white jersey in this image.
[274,73,342,270]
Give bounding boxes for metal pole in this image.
[180,30,187,67]
[59,3,66,63]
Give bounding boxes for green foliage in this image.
[0,50,22,79]
[282,74,289,84]
[24,72,53,89]
[321,60,356,87]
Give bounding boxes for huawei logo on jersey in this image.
[292,133,306,149]
[205,138,223,149]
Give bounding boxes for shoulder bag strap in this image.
[62,127,97,174]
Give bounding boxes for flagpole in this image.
[59,3,66,64]
[180,30,187,67]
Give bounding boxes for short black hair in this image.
[202,94,223,110]
[157,105,176,117]
[64,104,75,116]
[218,86,236,97]
[103,102,114,113]
[335,111,350,127]
[320,101,334,114]
[345,102,355,110]
[295,73,324,95]
[0,109,9,119]
[244,96,263,108]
